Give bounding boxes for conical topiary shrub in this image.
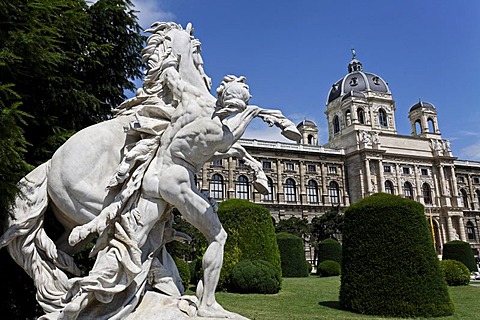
[276,232,309,277]
[339,193,454,317]
[442,240,477,272]
[217,199,282,290]
[317,238,342,264]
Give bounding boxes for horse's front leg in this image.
[209,143,269,195]
[257,109,302,142]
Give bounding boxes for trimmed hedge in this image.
[440,259,470,286]
[217,199,282,290]
[318,260,341,277]
[230,260,281,294]
[317,238,342,265]
[276,232,309,277]
[174,257,191,291]
[340,193,454,317]
[442,240,477,272]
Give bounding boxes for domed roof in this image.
[327,56,390,104]
[341,90,366,101]
[297,119,317,129]
[409,100,436,112]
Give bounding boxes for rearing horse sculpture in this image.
[0,22,301,319]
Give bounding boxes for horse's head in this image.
[142,22,212,97]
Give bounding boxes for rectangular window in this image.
[328,166,337,174]
[263,161,272,170]
[474,177,480,184]
[212,159,223,167]
[384,165,391,173]
[458,176,465,183]
[421,168,429,176]
[237,159,247,168]
[402,167,410,175]
[285,162,295,171]
[307,164,316,172]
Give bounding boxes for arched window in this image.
[345,109,351,126]
[333,115,340,134]
[284,178,297,202]
[415,120,422,135]
[403,181,413,199]
[329,181,340,204]
[307,135,315,145]
[357,108,365,124]
[209,174,224,200]
[378,108,388,127]
[427,118,435,133]
[236,175,249,199]
[467,221,476,241]
[307,180,319,203]
[261,177,274,201]
[384,180,394,194]
[460,189,469,208]
[422,183,432,205]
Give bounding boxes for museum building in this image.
[197,56,480,255]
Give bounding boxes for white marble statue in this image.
[0,22,301,320]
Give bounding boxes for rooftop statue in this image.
[0,21,301,319]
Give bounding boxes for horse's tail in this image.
[0,161,80,313]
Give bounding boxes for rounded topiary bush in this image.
[230,259,281,294]
[217,199,282,290]
[174,257,191,290]
[442,240,477,272]
[340,193,454,317]
[440,259,470,286]
[317,238,342,268]
[318,260,341,277]
[276,232,309,277]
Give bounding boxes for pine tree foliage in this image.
[0,0,144,165]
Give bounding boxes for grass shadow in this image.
[318,300,342,310]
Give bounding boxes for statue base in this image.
[126,291,250,320]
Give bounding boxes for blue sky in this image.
[128,0,480,160]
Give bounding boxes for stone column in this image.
[468,174,475,210]
[226,157,235,199]
[299,161,306,204]
[446,216,455,242]
[421,115,429,133]
[276,159,284,203]
[321,163,328,204]
[458,216,467,241]
[395,164,402,196]
[414,165,421,203]
[450,166,460,206]
[378,159,384,193]
[364,158,371,196]
[340,165,350,205]
[440,223,446,253]
[201,165,208,193]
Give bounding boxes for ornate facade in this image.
[198,55,480,255]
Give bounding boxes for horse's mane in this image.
[114,22,193,116]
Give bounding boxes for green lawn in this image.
[210,277,480,320]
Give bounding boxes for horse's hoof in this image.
[281,125,302,142]
[253,175,269,195]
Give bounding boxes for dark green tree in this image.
[0,0,144,166]
[310,206,344,244]
[275,216,311,239]
[0,1,144,318]
[0,84,33,230]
